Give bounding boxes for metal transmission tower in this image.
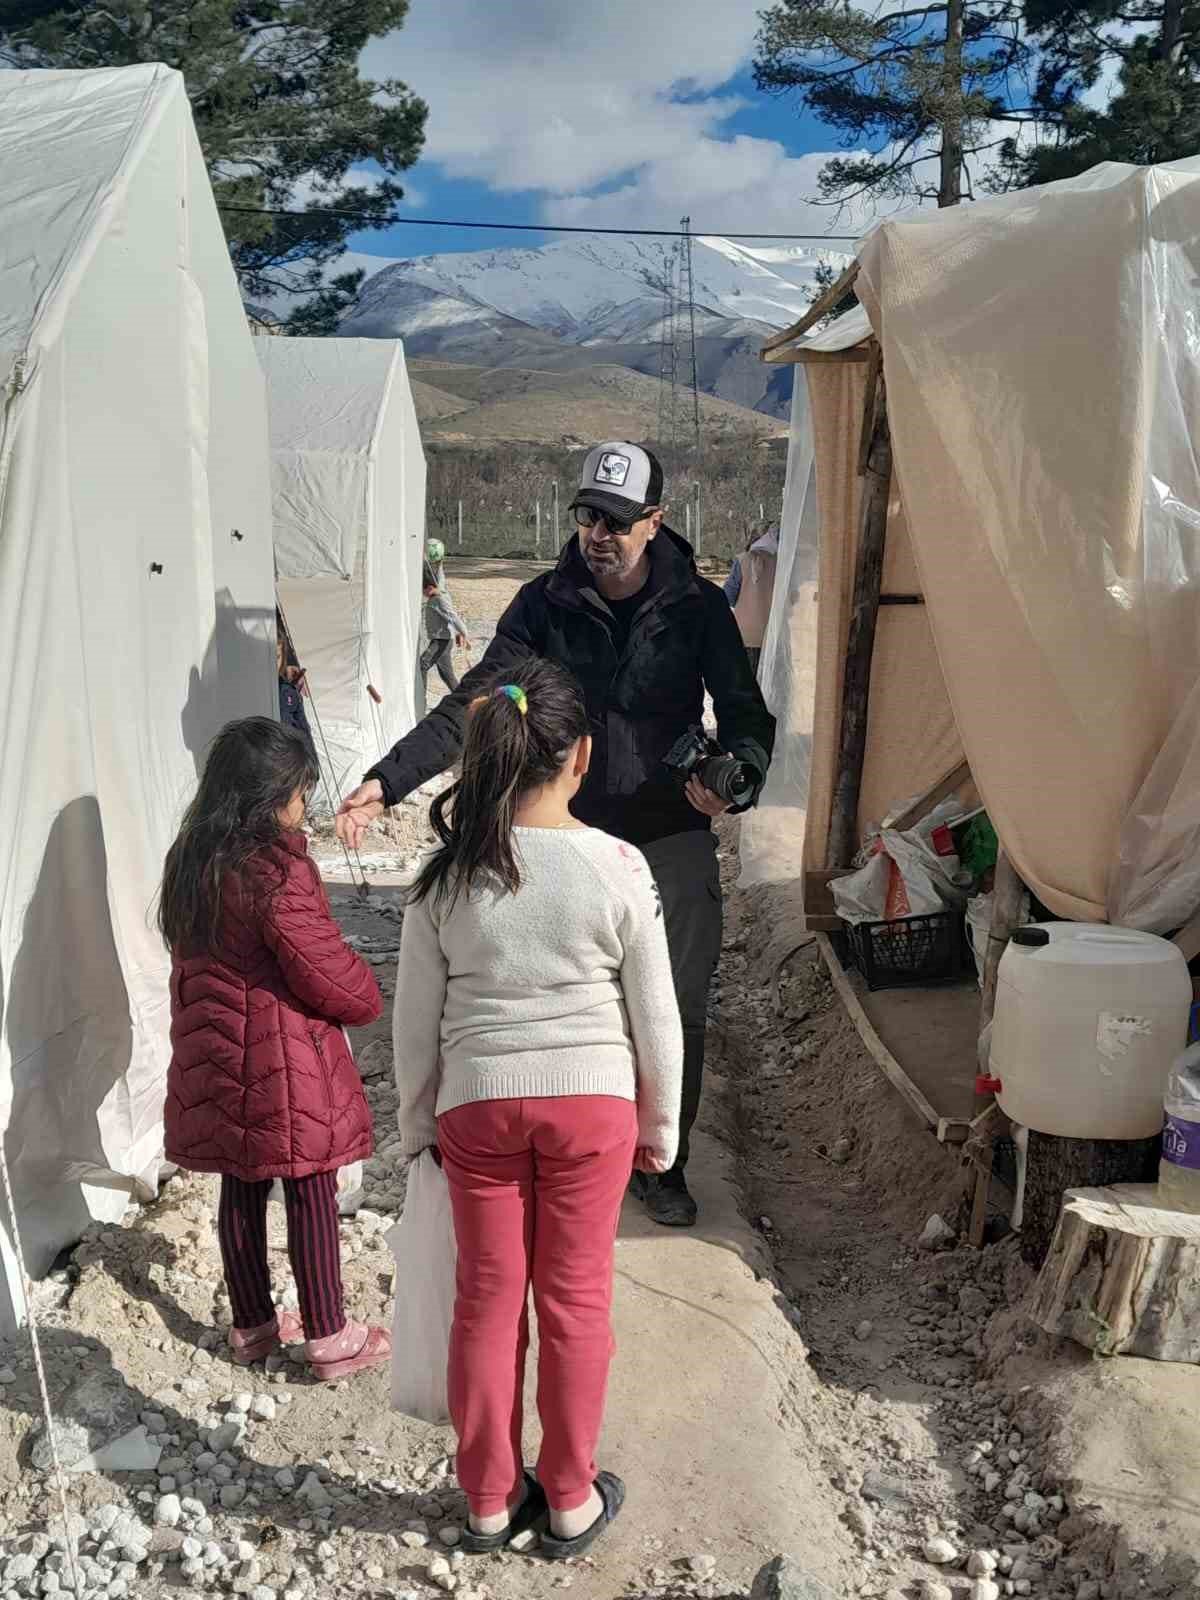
[656,236,681,453]
[655,219,703,459]
[679,215,702,454]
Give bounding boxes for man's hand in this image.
[455,633,469,650]
[685,776,731,818]
[336,779,385,848]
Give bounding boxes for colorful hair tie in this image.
[496,684,528,716]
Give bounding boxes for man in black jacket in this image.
[338,441,775,1226]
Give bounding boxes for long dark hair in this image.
[412,658,589,906]
[158,717,319,955]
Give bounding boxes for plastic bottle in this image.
[1158,1035,1200,1214]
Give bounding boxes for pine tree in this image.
[754,0,1037,210]
[1004,0,1200,184]
[0,0,427,331]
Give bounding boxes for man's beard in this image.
[582,540,633,578]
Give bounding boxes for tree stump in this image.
[1029,1184,1200,1362]
[1020,1130,1160,1266]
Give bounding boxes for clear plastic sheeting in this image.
[856,159,1200,932]
[738,375,819,887]
[260,338,426,804]
[0,66,275,1328]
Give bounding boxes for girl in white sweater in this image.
[394,658,682,1562]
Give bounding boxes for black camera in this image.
[662,725,755,808]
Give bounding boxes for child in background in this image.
[393,658,683,1560]
[420,558,471,695]
[159,717,390,1381]
[275,614,315,760]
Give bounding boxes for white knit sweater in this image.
[392,827,683,1170]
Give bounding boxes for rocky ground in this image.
[1,565,1195,1600]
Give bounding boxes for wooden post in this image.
[825,380,893,871]
[457,499,463,548]
[968,849,1027,1247]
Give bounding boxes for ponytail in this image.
[411,658,589,906]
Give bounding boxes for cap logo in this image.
[594,451,631,487]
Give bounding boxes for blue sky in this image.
[354,4,874,264]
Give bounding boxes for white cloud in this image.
[367,0,1073,247]
[366,0,903,242]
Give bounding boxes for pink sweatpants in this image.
[437,1096,637,1517]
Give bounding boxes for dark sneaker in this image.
[635,1170,698,1228]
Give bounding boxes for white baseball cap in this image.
[572,441,665,522]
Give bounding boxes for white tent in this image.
[0,64,276,1332]
[259,338,426,804]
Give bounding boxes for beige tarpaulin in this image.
[741,339,965,888]
[857,159,1200,930]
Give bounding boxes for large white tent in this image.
[0,64,276,1332]
[259,337,426,804]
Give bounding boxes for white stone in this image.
[687,1554,717,1577]
[155,1496,183,1530]
[231,1395,253,1414]
[919,1214,957,1251]
[509,1529,539,1554]
[250,1397,276,1423]
[970,1583,1001,1600]
[924,1536,959,1566]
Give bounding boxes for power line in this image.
[216,201,859,242]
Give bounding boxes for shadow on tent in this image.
[180,589,277,775]
[1,797,139,1332]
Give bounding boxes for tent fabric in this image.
[0,65,275,1328]
[739,361,965,890]
[857,159,1200,930]
[260,338,425,804]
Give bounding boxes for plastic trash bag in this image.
[386,1149,457,1425]
[832,800,971,926]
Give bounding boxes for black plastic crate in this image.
[848,911,968,992]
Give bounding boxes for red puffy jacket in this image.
[164,832,382,1182]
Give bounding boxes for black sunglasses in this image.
[573,504,654,535]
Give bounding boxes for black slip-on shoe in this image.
[459,1471,548,1554]
[541,1472,625,1562]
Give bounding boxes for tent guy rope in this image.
[0,1137,84,1596]
[275,595,370,896]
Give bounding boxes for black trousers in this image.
[420,636,460,692]
[641,831,723,1175]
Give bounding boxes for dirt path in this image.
[0,566,1195,1600]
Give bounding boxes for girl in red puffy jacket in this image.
[159,717,390,1383]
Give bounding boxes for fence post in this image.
[457,500,463,548]
[535,501,541,559]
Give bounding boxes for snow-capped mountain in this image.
[342,233,848,346]
[338,233,851,420]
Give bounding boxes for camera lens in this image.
[699,754,754,808]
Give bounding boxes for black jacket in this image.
[367,527,775,847]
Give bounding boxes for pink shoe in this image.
[305,1319,391,1383]
[228,1310,305,1367]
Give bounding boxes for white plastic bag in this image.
[386,1150,457,1425]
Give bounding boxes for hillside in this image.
[339,231,849,419]
[408,358,787,447]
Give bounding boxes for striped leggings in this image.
[217,1172,344,1341]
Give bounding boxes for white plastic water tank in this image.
[992,923,1191,1139]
